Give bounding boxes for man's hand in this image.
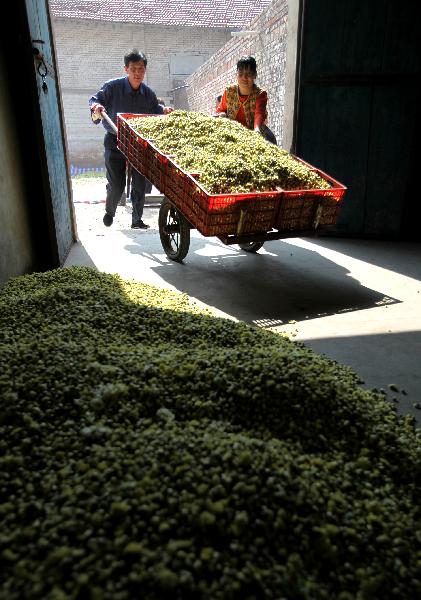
[163,106,174,115]
[91,103,105,119]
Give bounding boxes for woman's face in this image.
[237,68,256,92]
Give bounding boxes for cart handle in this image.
[100,110,118,134]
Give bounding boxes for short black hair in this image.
[236,55,257,75]
[124,49,147,67]
[216,94,222,103]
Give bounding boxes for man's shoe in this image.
[131,220,150,229]
[103,214,113,227]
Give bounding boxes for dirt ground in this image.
[71,176,161,235]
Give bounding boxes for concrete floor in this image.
[66,179,421,423]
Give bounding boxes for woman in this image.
[215,56,277,144]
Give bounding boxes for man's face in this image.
[125,60,146,89]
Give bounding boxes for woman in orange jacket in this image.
[215,56,277,144]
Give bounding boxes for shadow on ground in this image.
[304,330,421,425]
[314,237,421,281]
[64,241,97,269]
[123,233,400,326]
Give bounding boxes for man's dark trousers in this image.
[104,132,146,224]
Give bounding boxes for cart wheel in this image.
[238,241,264,253]
[159,198,191,262]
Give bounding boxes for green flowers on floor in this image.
[128,111,331,194]
[0,267,420,599]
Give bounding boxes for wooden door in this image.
[25,0,74,263]
[294,0,421,238]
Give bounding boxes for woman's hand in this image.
[214,112,227,118]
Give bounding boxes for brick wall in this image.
[52,18,231,165]
[185,0,288,146]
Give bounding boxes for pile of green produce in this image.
[0,267,420,600]
[128,111,331,194]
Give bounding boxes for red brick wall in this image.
[185,0,288,146]
[52,2,288,165]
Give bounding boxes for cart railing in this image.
[116,112,347,238]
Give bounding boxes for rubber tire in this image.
[238,241,264,253]
[159,199,191,262]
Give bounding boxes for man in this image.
[89,49,172,229]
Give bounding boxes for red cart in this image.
[104,112,347,262]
